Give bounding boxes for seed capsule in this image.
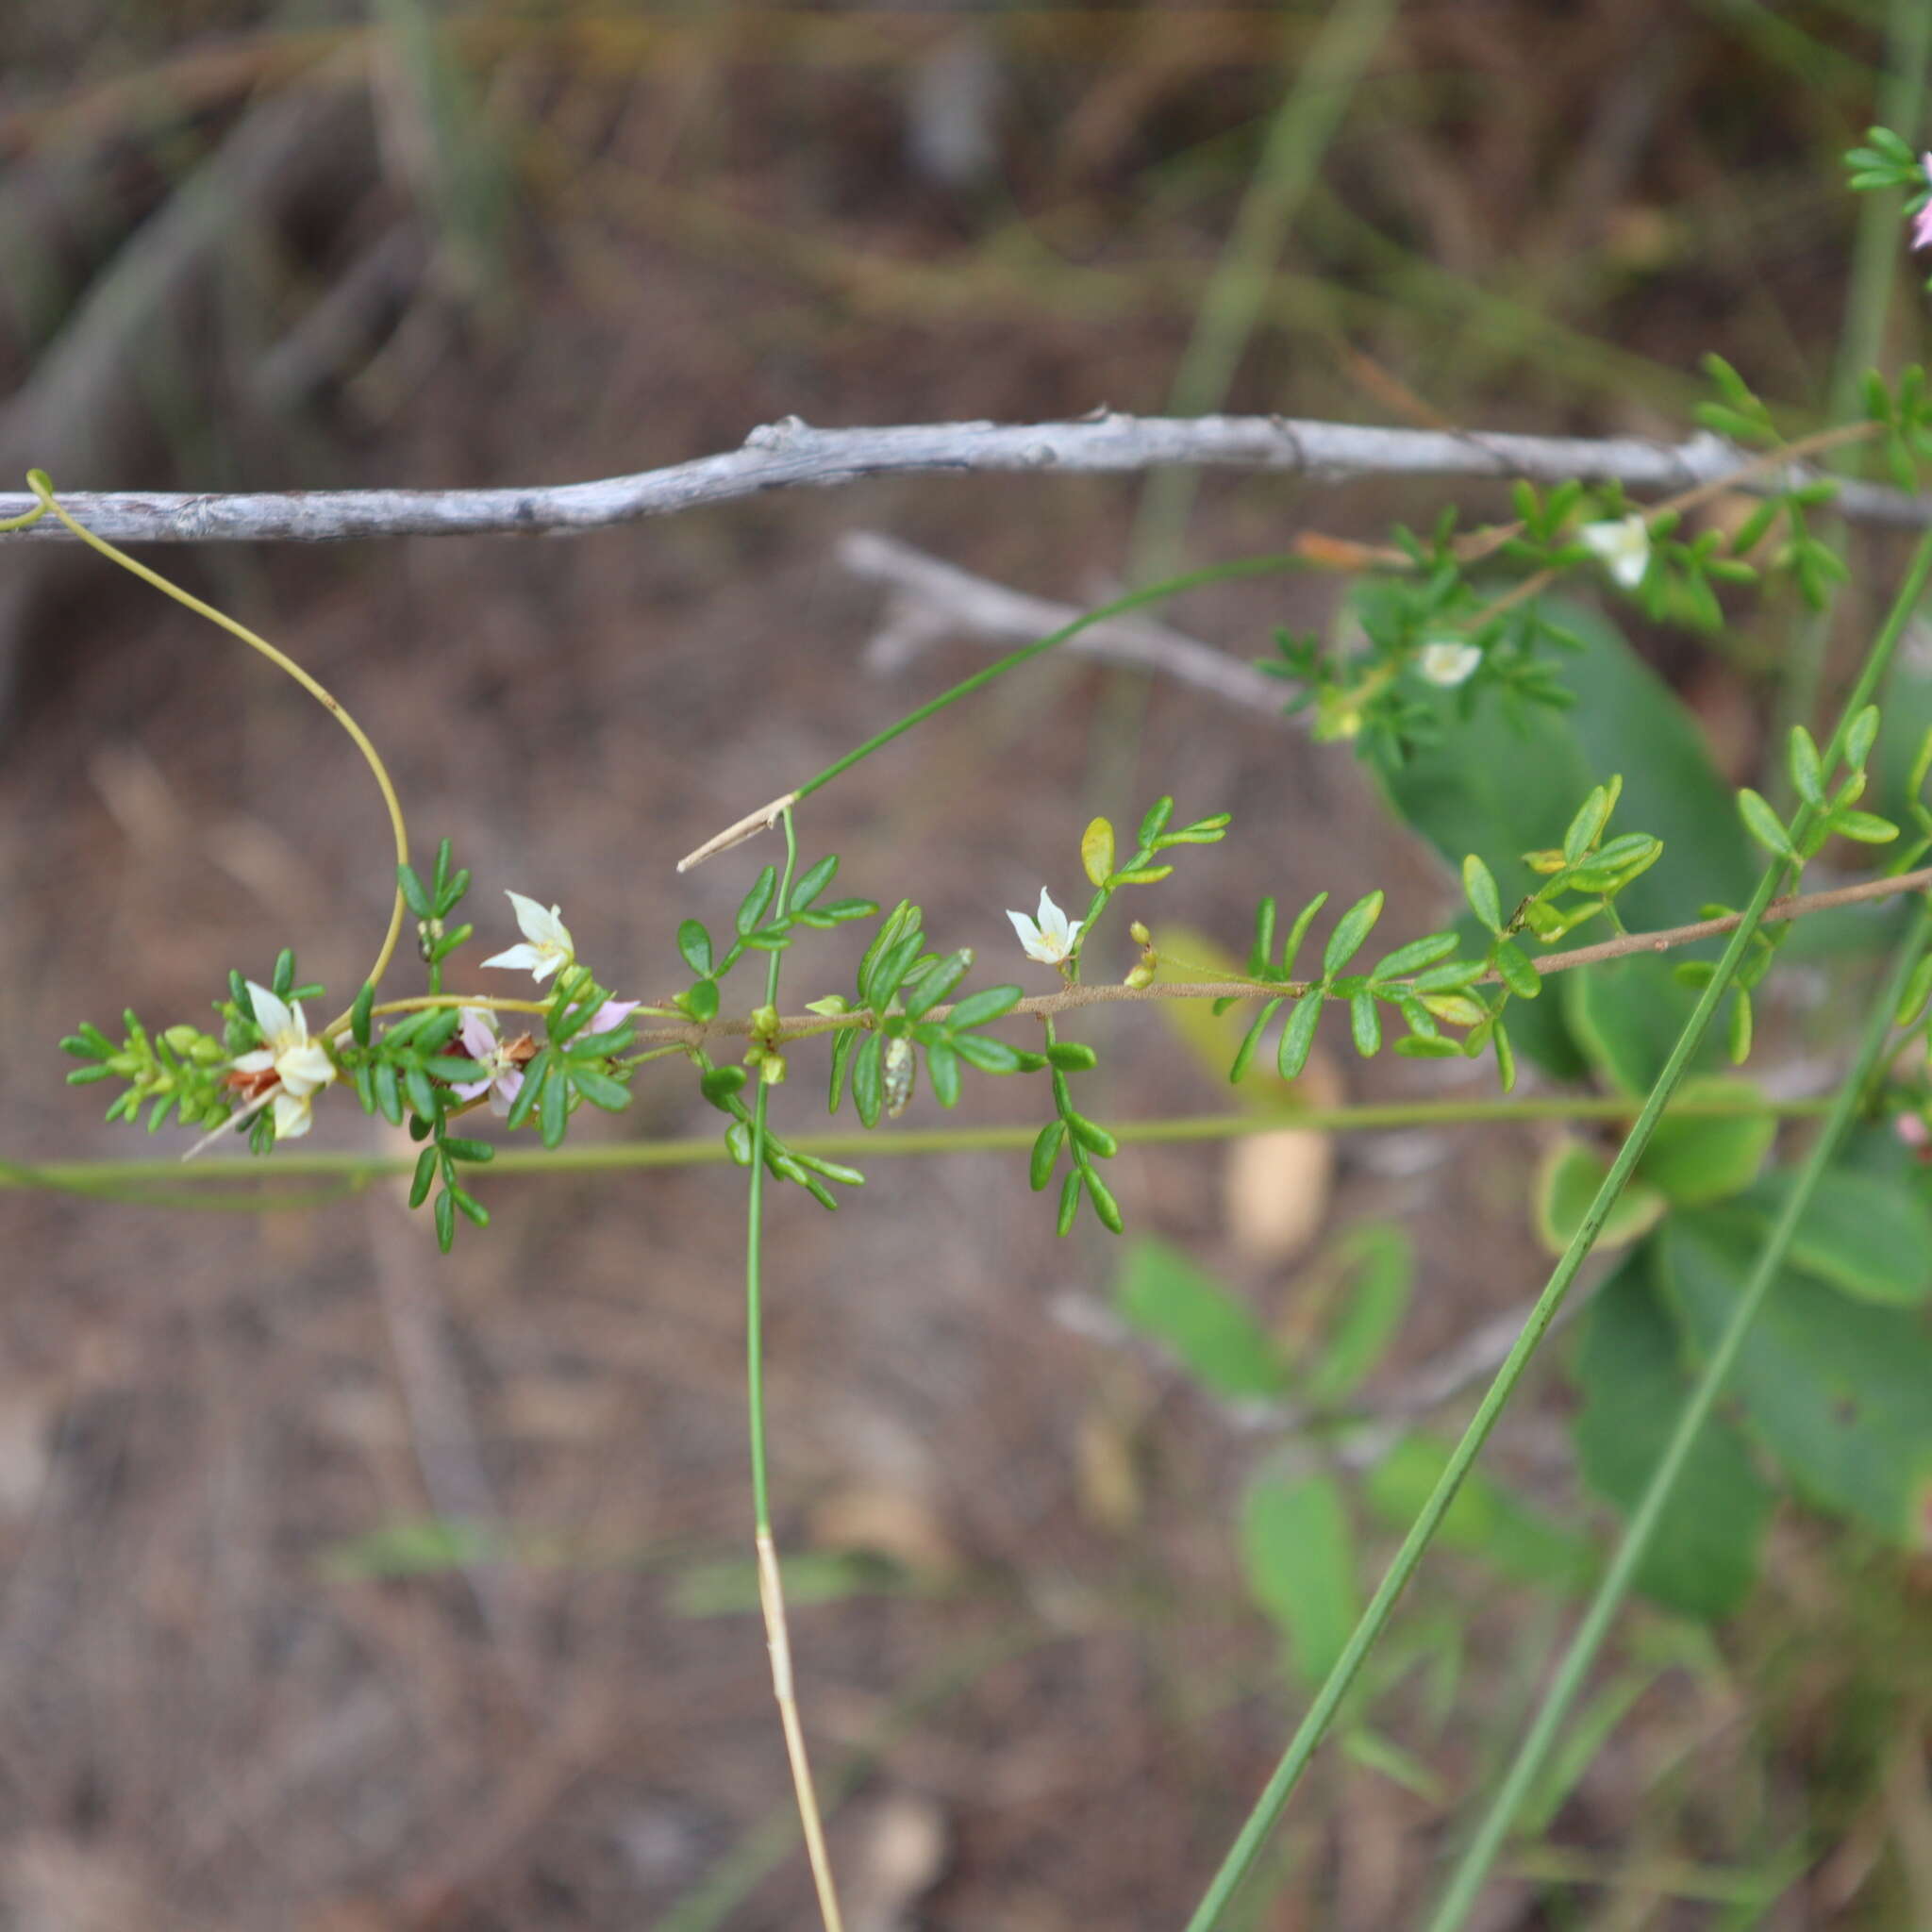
[883,1036,916,1117]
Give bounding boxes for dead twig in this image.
[3,412,1926,544]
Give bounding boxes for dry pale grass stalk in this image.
[758,1528,847,1932]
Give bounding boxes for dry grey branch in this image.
[4,410,1928,544]
[844,529,1287,712]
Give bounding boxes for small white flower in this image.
[1416,638,1482,688]
[233,982,337,1102]
[1578,514,1651,590]
[482,890,575,982]
[1007,888,1083,967]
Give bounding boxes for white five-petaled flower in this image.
[1578,514,1652,590]
[232,982,337,1140]
[1416,638,1482,688]
[1008,888,1083,967]
[482,891,575,981]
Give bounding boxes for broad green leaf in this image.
[1361,1434,1595,1591]
[1564,955,1718,1095]
[1662,1208,1932,1541]
[1741,1167,1932,1306]
[1636,1076,1775,1205]
[1303,1225,1412,1407]
[1241,1471,1358,1687]
[1572,1247,1772,1619]
[1113,1238,1289,1399]
[1533,1139,1667,1255]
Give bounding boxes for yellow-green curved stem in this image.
[25,473,410,1020]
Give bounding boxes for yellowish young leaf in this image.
[1081,816,1116,888]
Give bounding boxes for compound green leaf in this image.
[1113,1238,1289,1400]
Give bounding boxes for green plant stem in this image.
[745,808,799,1532]
[25,477,414,1015]
[0,1095,1840,1199]
[789,554,1303,807]
[1423,887,1932,1932]
[1182,526,1932,1932]
[737,811,846,1932]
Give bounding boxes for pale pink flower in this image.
[1912,157,1932,252]
[586,998,639,1039]
[452,1008,526,1117]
